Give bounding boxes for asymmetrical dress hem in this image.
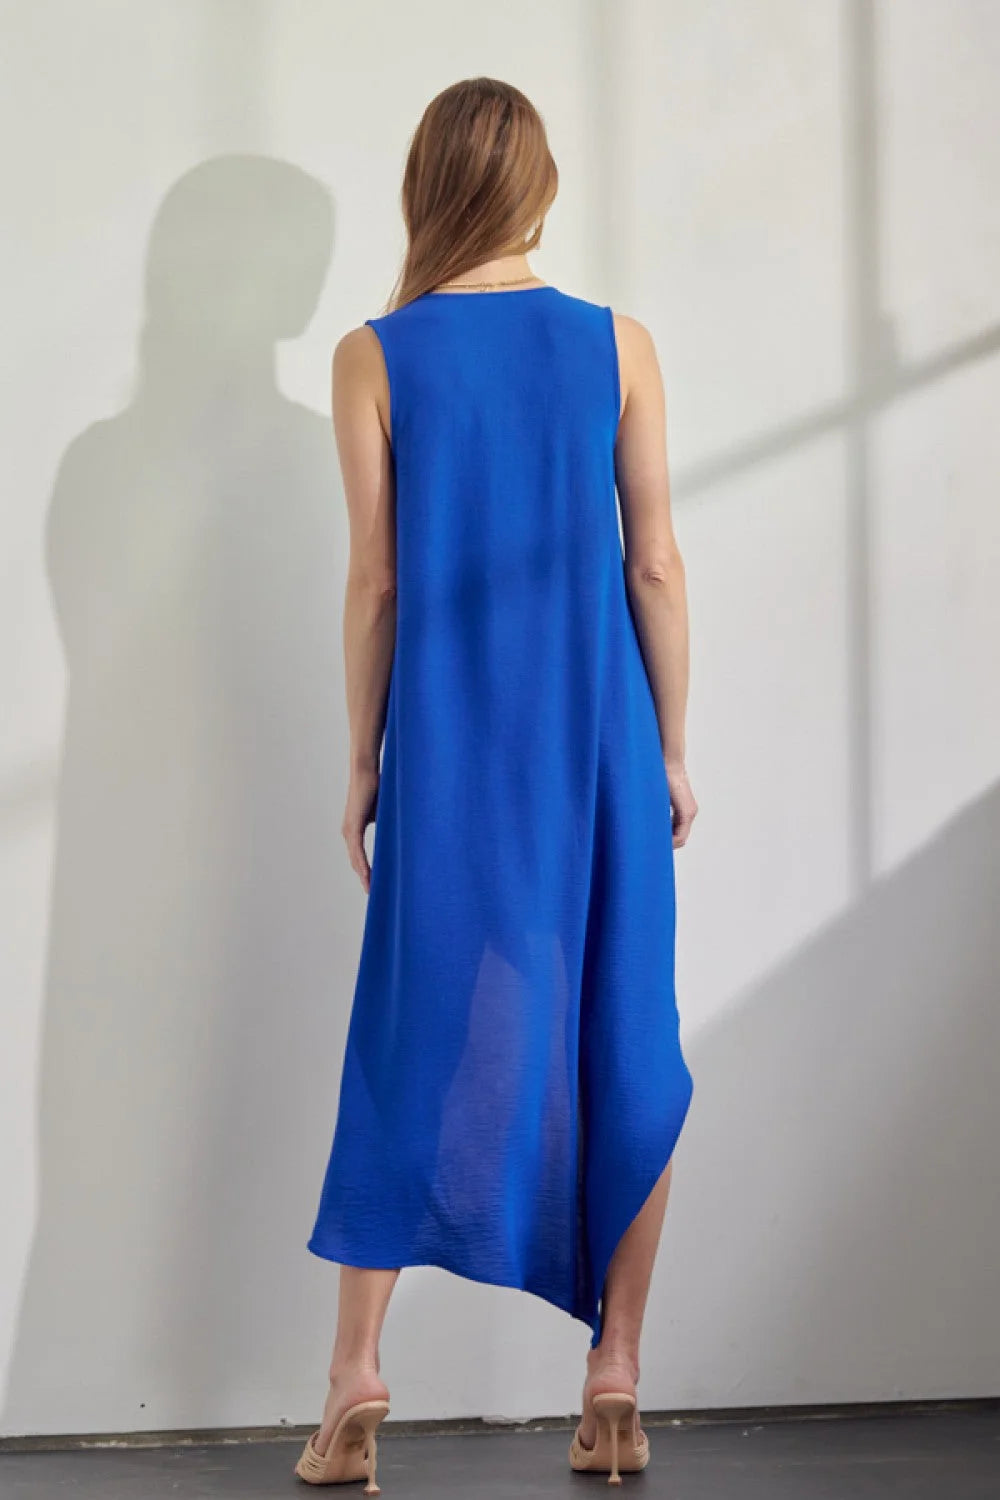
[306,1236,580,1323]
[307,1057,692,1349]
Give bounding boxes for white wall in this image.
[2,0,998,1440]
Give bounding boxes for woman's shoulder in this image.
[548,289,658,350]
[333,322,383,363]
[331,322,390,398]
[547,291,659,375]
[609,308,658,363]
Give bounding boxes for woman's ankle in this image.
[328,1350,382,1383]
[588,1336,640,1386]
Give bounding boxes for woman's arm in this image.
[612,313,698,848]
[331,325,397,891]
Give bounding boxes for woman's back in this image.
[308,281,693,1348]
[368,286,626,897]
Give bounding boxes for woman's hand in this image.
[342,765,380,893]
[666,760,698,849]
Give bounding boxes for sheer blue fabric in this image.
[307,285,693,1347]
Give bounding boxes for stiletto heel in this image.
[363,1421,380,1496]
[294,1398,390,1489]
[568,1390,650,1484]
[594,1394,631,1485]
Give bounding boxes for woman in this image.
[296,77,698,1491]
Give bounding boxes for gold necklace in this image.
[435,273,542,291]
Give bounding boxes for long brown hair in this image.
[384,78,558,312]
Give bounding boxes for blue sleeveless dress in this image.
[307,285,693,1347]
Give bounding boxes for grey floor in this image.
[1,1408,998,1498]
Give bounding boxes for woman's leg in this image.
[313,1266,399,1456]
[577,1158,674,1448]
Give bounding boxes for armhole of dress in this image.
[605,305,623,434]
[364,318,394,453]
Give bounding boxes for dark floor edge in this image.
[2,1395,998,1453]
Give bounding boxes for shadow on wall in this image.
[2,156,354,1434]
[670,779,1000,1405]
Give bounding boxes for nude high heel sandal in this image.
[568,1391,650,1485]
[294,1398,390,1493]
